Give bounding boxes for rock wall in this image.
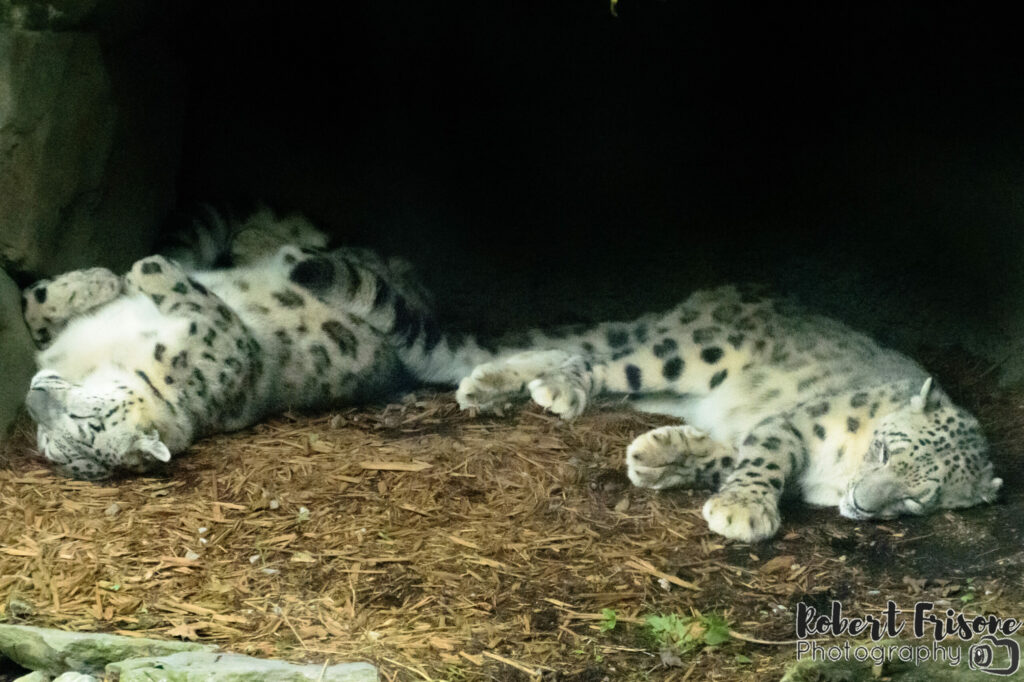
[0,267,33,441]
[0,0,183,277]
[0,1,183,439]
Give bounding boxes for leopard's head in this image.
[839,378,1001,520]
[26,370,172,480]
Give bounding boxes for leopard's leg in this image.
[269,243,425,316]
[124,255,260,423]
[272,244,372,305]
[165,205,329,270]
[701,416,808,542]
[626,424,737,490]
[455,350,597,418]
[22,268,123,348]
[125,255,240,328]
[231,206,328,264]
[454,294,767,419]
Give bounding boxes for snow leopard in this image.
[20,207,455,480]
[452,286,1002,542]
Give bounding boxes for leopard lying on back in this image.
[454,286,1001,542]
[22,208,467,480]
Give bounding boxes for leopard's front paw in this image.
[22,268,122,348]
[455,363,528,414]
[456,351,582,415]
[527,375,588,419]
[625,425,706,489]
[233,207,328,264]
[125,256,192,298]
[702,490,781,542]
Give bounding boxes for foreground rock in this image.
[0,624,211,675]
[108,652,378,681]
[13,674,100,682]
[12,672,51,682]
[0,624,377,681]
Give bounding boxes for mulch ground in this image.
[2,347,1023,681]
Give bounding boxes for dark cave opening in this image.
[4,1,1024,363]
[166,2,1024,343]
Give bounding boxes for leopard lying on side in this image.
[21,208,471,480]
[454,286,1002,542]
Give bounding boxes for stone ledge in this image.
[108,652,378,681]
[0,623,212,676]
[0,624,378,681]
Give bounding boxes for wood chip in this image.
[359,460,432,472]
[625,557,701,591]
[448,535,481,550]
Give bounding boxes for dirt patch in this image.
[1,354,1023,680]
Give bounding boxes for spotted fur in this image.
[454,286,1002,542]
[21,209,449,480]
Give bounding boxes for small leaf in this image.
[735,654,752,664]
[599,608,618,632]
[701,614,732,646]
[703,625,731,646]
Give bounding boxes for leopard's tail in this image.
[393,318,597,387]
[161,205,329,272]
[303,249,493,384]
[160,204,236,272]
[392,320,498,386]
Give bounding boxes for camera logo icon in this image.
[968,635,1021,676]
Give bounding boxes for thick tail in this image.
[318,252,497,384]
[161,205,329,272]
[397,318,629,388]
[160,204,236,271]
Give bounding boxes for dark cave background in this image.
[168,2,1024,344]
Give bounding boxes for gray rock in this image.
[52,674,98,682]
[14,675,98,682]
[0,267,35,442]
[0,23,181,278]
[0,625,378,681]
[0,624,213,676]
[12,672,53,682]
[107,652,378,682]
[1,0,98,31]
[2,0,174,37]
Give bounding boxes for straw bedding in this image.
[2,348,1022,680]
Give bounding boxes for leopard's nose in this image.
[850,470,902,514]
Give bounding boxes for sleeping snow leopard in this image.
[453,286,1002,542]
[20,208,458,480]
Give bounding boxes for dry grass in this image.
[2,351,1023,681]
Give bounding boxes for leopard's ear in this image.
[134,429,171,463]
[25,371,72,428]
[910,377,934,413]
